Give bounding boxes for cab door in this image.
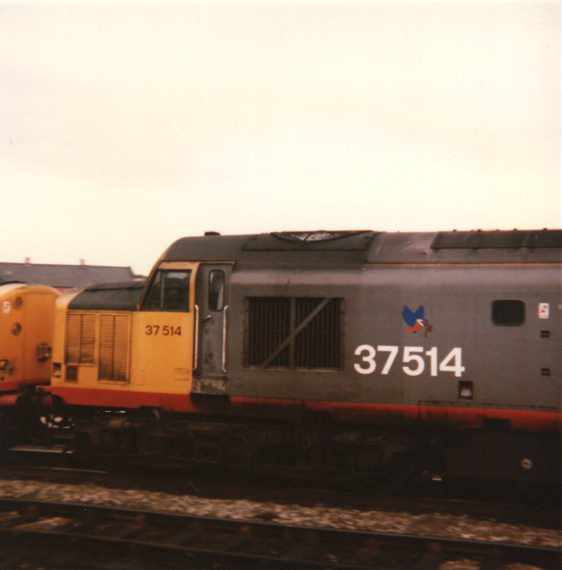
[193,264,232,395]
[133,262,198,395]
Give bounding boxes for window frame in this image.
[143,269,192,312]
[208,269,226,312]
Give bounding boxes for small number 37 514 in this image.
[145,325,182,336]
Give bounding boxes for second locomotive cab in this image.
[43,229,561,482]
[0,282,59,400]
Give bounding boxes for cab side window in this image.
[144,270,191,311]
[492,300,525,326]
[208,270,225,311]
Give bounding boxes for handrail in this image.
[194,304,200,371]
[221,305,229,374]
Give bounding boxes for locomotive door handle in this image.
[194,304,200,371]
[222,305,229,374]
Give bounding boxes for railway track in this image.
[0,459,559,536]
[0,498,559,570]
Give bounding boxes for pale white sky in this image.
[1,1,560,274]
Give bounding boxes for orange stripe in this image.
[47,386,197,413]
[233,397,560,432]
[0,379,49,393]
[0,394,19,407]
[45,387,560,432]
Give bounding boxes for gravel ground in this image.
[0,478,559,550]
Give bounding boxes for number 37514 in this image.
[145,325,182,336]
[354,345,465,378]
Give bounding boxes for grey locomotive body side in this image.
[220,240,559,432]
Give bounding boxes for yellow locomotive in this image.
[0,282,59,404]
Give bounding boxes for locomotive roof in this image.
[0,283,27,296]
[0,283,60,304]
[163,229,562,266]
[69,280,145,311]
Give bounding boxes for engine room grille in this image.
[294,298,342,368]
[247,298,290,367]
[246,297,342,369]
[65,314,96,364]
[99,315,130,381]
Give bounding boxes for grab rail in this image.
[194,304,200,371]
[222,305,229,374]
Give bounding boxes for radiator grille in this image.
[99,315,130,381]
[294,298,341,368]
[246,297,342,369]
[65,314,96,364]
[247,298,290,367]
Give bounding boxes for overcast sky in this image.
[1,0,560,274]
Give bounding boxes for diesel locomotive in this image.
[13,230,562,482]
[0,282,59,401]
[0,282,59,444]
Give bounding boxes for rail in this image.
[0,498,558,569]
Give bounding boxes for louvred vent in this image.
[99,315,130,381]
[246,297,342,369]
[65,314,95,365]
